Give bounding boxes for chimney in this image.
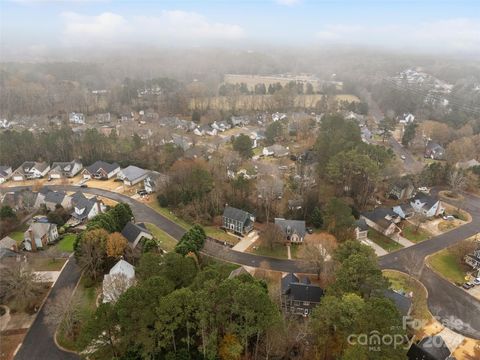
[29,229,37,252]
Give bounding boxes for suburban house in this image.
[171,134,193,151]
[263,144,289,157]
[117,166,150,186]
[211,121,231,132]
[144,171,169,193]
[399,113,415,124]
[12,161,50,181]
[424,142,446,160]
[272,112,287,122]
[274,218,306,243]
[288,198,303,211]
[410,195,444,218]
[354,218,369,241]
[407,335,452,360]
[361,207,402,236]
[69,112,85,124]
[392,203,415,219]
[388,178,415,200]
[83,161,120,180]
[222,206,255,236]
[0,166,12,183]
[280,273,324,317]
[0,236,18,252]
[194,125,217,137]
[121,222,153,249]
[231,115,250,127]
[102,259,135,303]
[465,249,480,274]
[23,222,59,251]
[37,190,72,211]
[71,192,105,222]
[49,160,83,179]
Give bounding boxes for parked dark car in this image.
[80,184,88,188]
[306,227,314,234]
[137,189,148,196]
[462,283,474,290]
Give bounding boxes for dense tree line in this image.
[0,126,182,170]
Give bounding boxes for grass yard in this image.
[204,226,240,246]
[402,224,431,243]
[8,231,25,244]
[383,270,431,322]
[438,220,457,232]
[145,223,177,252]
[368,229,404,252]
[56,234,76,252]
[248,243,288,259]
[30,257,67,271]
[146,198,191,230]
[428,249,468,285]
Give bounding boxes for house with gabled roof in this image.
[354,218,369,241]
[0,236,18,252]
[222,206,255,236]
[424,142,446,160]
[38,190,72,211]
[407,335,452,360]
[12,161,50,181]
[281,273,324,317]
[275,218,306,243]
[71,192,105,222]
[82,161,120,180]
[465,248,480,276]
[121,222,153,249]
[361,207,402,236]
[144,171,169,194]
[49,160,83,178]
[102,259,135,303]
[117,166,149,186]
[410,194,444,218]
[263,144,289,157]
[23,222,58,251]
[0,166,12,184]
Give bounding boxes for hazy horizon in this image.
[1,0,480,61]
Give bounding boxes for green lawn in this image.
[428,249,468,284]
[8,231,25,244]
[402,224,431,243]
[383,270,431,322]
[249,243,288,259]
[368,229,404,252]
[145,223,177,252]
[147,200,191,230]
[204,226,240,246]
[56,234,76,252]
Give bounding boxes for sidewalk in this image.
[232,231,259,252]
[396,235,415,247]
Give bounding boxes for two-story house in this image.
[23,222,59,251]
[222,206,255,236]
[280,273,324,317]
[82,161,120,180]
[49,160,83,179]
[12,162,50,181]
[274,218,306,243]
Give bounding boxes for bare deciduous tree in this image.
[448,169,467,196]
[0,264,43,312]
[261,223,285,250]
[43,286,82,338]
[102,273,135,303]
[298,234,337,279]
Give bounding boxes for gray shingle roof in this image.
[86,161,119,175]
[223,206,253,224]
[44,191,68,205]
[119,166,149,182]
[355,218,369,231]
[275,218,306,239]
[121,222,151,244]
[71,194,96,220]
[281,273,324,302]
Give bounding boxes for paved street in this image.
[5,184,480,357]
[14,258,81,360]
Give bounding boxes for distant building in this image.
[263,144,289,157]
[424,142,446,160]
[0,166,12,183]
[69,112,85,125]
[49,160,83,179]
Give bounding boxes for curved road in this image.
[6,185,480,359]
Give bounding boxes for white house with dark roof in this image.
[71,192,105,222]
[144,171,169,194]
[69,112,85,124]
[49,160,83,179]
[410,195,444,218]
[12,162,50,181]
[222,206,255,236]
[361,207,402,236]
[274,218,306,243]
[82,161,120,180]
[117,165,150,186]
[102,259,135,303]
[121,222,153,249]
[0,166,12,184]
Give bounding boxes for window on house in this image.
[294,301,300,306]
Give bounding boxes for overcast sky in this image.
[1,0,480,57]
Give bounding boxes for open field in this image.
[189,94,360,111]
